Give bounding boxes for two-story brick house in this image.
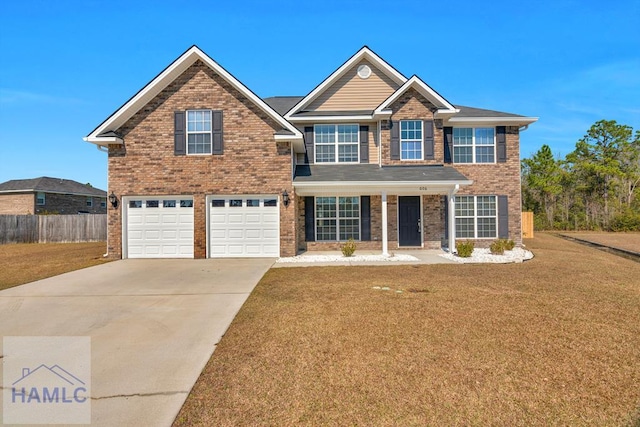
[84,46,536,259]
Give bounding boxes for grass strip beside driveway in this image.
[175,234,640,426]
[0,242,110,290]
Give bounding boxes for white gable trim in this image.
[284,46,408,119]
[85,46,301,145]
[375,75,458,114]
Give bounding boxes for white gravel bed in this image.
[439,247,534,263]
[276,254,419,263]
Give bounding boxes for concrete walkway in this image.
[0,258,274,426]
[272,249,457,267]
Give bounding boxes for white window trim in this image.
[314,196,362,242]
[455,195,498,239]
[186,109,213,156]
[36,192,45,205]
[400,120,423,161]
[314,124,360,164]
[86,197,93,207]
[453,127,496,164]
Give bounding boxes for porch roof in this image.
[293,164,472,195]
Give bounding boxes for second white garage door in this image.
[208,195,279,258]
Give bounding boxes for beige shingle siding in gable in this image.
[306,60,400,111]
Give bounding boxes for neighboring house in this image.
[84,46,536,259]
[0,177,107,215]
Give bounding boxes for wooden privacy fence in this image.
[0,214,107,244]
[522,211,534,238]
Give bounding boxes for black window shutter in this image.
[212,110,223,155]
[305,196,315,242]
[174,111,186,155]
[304,127,314,164]
[360,196,371,241]
[443,195,449,240]
[496,126,507,163]
[498,195,509,238]
[390,120,400,160]
[359,125,369,163]
[443,127,453,163]
[423,120,435,160]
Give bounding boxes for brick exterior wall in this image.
[0,193,34,214]
[0,193,105,215]
[35,193,106,215]
[381,88,444,166]
[107,60,295,259]
[452,126,523,245]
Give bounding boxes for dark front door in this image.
[398,196,421,246]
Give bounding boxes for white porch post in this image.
[381,191,389,256]
[448,184,459,253]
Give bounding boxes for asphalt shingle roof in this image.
[294,164,469,183]
[0,177,107,197]
[263,96,526,119]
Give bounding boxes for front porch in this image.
[293,163,473,255]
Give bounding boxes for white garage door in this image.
[208,196,279,258]
[125,197,194,258]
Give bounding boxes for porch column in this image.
[448,185,459,253]
[381,191,389,256]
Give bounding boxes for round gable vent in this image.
[357,64,372,79]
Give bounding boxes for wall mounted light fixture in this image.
[108,192,119,209]
[282,190,290,207]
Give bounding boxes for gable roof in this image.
[285,46,407,119]
[263,96,304,116]
[375,75,458,115]
[85,45,302,146]
[0,177,107,197]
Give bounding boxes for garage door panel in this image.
[209,196,279,258]
[126,197,194,259]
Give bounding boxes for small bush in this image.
[504,239,516,251]
[456,240,474,257]
[341,238,357,257]
[490,239,506,255]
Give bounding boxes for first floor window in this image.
[315,196,360,241]
[400,120,422,160]
[36,192,45,205]
[86,197,93,207]
[187,110,212,154]
[453,127,495,163]
[455,195,497,238]
[315,124,359,163]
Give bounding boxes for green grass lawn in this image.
[175,233,640,426]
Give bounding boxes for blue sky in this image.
[1,0,638,191]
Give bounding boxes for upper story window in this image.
[400,120,422,160]
[86,197,93,207]
[453,127,495,163]
[36,192,45,205]
[187,110,212,155]
[315,124,359,163]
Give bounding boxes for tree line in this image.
[521,120,640,231]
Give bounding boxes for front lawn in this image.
[0,242,111,290]
[174,234,640,426]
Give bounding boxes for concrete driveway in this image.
[0,258,274,426]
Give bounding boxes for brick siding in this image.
[0,193,34,214]
[107,60,295,259]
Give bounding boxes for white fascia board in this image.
[86,46,301,146]
[435,109,460,115]
[288,115,374,123]
[446,117,539,125]
[83,136,123,146]
[294,179,473,196]
[375,76,457,114]
[285,47,408,119]
[274,134,303,141]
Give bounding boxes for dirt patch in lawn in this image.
[558,231,640,253]
[0,242,111,290]
[174,234,640,427]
